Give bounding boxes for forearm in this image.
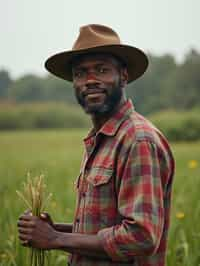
[54,232,109,259]
[54,223,73,233]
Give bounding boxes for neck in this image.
[91,95,127,132]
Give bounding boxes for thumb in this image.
[40,213,48,220]
[40,212,52,222]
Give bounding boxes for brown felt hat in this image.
[45,24,148,83]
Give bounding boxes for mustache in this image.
[81,87,107,97]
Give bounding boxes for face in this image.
[72,54,128,115]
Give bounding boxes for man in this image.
[18,24,175,266]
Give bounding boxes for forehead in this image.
[72,53,121,69]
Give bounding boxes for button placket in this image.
[82,191,86,197]
[75,166,89,233]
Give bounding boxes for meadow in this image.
[0,130,200,265]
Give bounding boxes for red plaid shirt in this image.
[69,100,174,266]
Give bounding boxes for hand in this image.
[17,212,58,250]
[40,212,55,228]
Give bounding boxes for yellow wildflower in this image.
[176,212,185,219]
[188,160,198,169]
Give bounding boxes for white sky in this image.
[0,0,199,78]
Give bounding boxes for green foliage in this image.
[42,75,75,103]
[149,109,200,141]
[0,70,12,98]
[0,130,85,266]
[127,53,177,113]
[127,49,200,114]
[0,130,200,266]
[0,103,200,142]
[7,74,75,104]
[8,75,45,102]
[0,102,90,130]
[0,49,200,114]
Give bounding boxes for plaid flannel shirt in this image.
[69,99,174,266]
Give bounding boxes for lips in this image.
[83,88,106,97]
[82,89,106,105]
[85,93,105,102]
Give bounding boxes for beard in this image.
[75,79,123,115]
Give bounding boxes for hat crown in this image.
[72,24,121,50]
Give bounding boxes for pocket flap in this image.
[87,167,113,186]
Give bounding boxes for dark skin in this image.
[17,54,128,258]
[72,53,128,131]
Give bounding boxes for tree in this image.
[162,49,200,110]
[127,53,177,114]
[42,75,76,103]
[0,70,12,98]
[2,48,200,113]
[8,74,45,102]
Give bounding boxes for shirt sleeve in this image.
[98,140,169,261]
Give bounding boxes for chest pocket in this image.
[86,167,115,207]
[85,167,118,226]
[86,167,113,186]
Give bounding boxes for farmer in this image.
[18,24,175,266]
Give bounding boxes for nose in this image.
[85,72,99,84]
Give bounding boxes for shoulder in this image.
[116,111,174,175]
[117,110,171,153]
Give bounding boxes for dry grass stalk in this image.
[16,173,52,266]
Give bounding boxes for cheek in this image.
[73,83,82,96]
[73,85,78,96]
[73,81,78,91]
[108,76,121,88]
[102,75,118,86]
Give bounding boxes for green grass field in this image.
[0,130,200,265]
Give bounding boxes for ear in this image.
[120,67,128,87]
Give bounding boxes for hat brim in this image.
[45,44,148,83]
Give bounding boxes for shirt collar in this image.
[98,99,134,137]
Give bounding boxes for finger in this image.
[18,220,35,228]
[42,212,50,217]
[40,212,52,220]
[19,212,35,222]
[40,213,47,219]
[18,227,32,234]
[40,213,54,226]
[21,240,31,248]
[19,233,31,241]
[24,209,32,215]
[21,240,29,245]
[19,215,32,222]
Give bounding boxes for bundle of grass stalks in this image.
[16,173,52,266]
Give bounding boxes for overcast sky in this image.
[1,0,199,78]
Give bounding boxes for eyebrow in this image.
[72,62,109,71]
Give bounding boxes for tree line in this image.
[0,48,199,114]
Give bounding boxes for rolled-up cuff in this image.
[98,226,126,261]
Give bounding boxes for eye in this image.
[97,67,108,74]
[73,70,84,79]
